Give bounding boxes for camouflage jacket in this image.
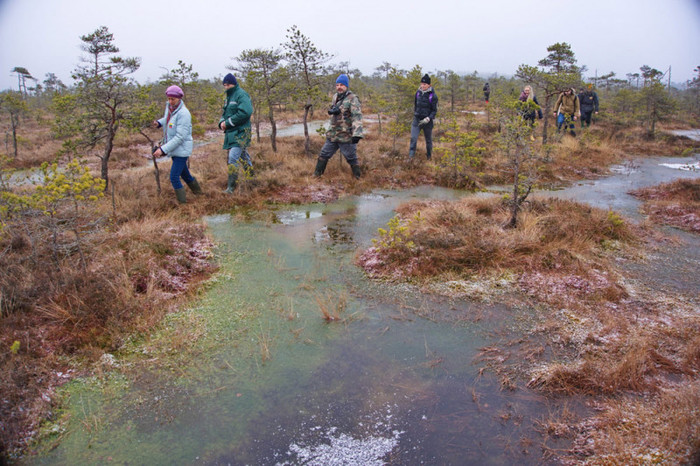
[326,91,363,143]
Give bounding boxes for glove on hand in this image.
[419,117,430,126]
[352,136,361,144]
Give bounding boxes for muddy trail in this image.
[27,153,699,465]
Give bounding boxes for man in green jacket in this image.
[313,74,364,179]
[219,73,254,193]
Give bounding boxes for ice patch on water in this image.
[282,431,401,466]
[659,161,700,171]
[275,405,403,465]
[669,129,700,141]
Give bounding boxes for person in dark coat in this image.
[483,82,490,103]
[409,74,438,160]
[219,73,254,193]
[578,84,599,128]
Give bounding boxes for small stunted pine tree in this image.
[59,26,140,190]
[232,48,287,152]
[283,25,332,156]
[0,91,28,158]
[495,96,544,228]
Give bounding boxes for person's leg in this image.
[409,117,420,158]
[170,157,187,190]
[423,121,434,160]
[339,142,360,178]
[225,147,243,193]
[170,156,188,203]
[314,140,338,177]
[556,113,565,132]
[567,115,576,137]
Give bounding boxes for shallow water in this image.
[34,187,565,465]
[538,155,700,219]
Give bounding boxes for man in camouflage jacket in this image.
[313,74,364,179]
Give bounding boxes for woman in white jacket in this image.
[152,85,201,204]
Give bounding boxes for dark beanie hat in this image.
[421,74,431,84]
[223,73,237,85]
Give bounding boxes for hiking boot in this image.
[175,187,187,204]
[313,158,328,177]
[351,164,361,179]
[187,178,203,195]
[224,173,238,194]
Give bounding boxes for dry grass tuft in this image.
[631,178,700,232]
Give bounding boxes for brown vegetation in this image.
[631,178,700,232]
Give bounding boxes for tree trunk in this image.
[10,113,19,157]
[102,129,115,191]
[268,105,277,153]
[541,95,552,144]
[254,107,261,143]
[303,104,311,156]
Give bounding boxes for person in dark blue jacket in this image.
[578,84,599,129]
[409,74,438,160]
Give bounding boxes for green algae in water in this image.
[33,191,561,465]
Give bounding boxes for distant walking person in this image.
[151,85,201,204]
[518,85,543,140]
[313,74,364,179]
[519,85,543,125]
[219,73,254,194]
[409,74,439,160]
[483,82,490,103]
[578,84,599,129]
[553,88,580,137]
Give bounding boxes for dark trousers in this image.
[319,139,358,165]
[580,109,593,127]
[409,117,434,158]
[170,156,194,189]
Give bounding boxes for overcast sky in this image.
[1,0,699,92]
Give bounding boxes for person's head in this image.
[223,73,237,90]
[564,88,573,95]
[420,74,431,91]
[335,74,349,93]
[165,85,184,106]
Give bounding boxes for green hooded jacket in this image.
[220,85,253,149]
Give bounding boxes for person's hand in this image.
[420,117,430,126]
[152,148,164,158]
[573,116,578,121]
[151,120,160,129]
[219,121,226,130]
[595,111,599,114]
[352,136,361,144]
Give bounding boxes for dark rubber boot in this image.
[314,158,328,177]
[351,164,361,179]
[187,178,203,195]
[224,173,238,194]
[175,187,187,204]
